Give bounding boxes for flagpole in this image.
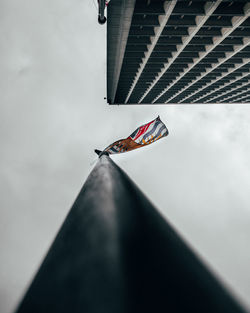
[15,155,247,313]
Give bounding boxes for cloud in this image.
[0,1,250,313]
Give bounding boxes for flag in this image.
[97,116,168,156]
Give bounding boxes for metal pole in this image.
[98,0,106,24]
[16,155,246,313]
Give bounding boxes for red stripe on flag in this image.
[133,120,155,140]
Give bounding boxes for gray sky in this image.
[0,1,250,313]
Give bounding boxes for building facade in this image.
[107,0,250,104]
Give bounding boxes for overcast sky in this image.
[1,1,250,313]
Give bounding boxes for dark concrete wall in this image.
[107,0,135,104]
[16,155,246,313]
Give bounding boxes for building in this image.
[107,0,250,104]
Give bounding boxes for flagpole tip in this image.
[95,149,110,158]
[95,149,102,156]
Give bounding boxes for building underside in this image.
[107,0,250,104]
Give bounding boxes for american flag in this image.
[101,116,168,155]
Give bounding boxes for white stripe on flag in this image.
[135,121,164,144]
